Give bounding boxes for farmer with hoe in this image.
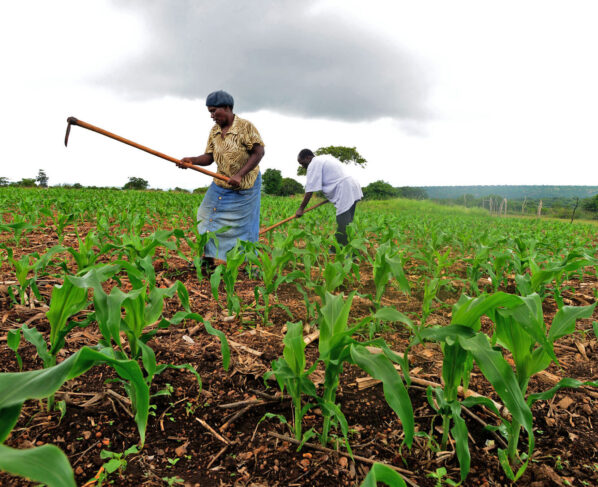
[295,148,363,252]
[178,90,265,263]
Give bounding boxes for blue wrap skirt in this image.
[197,172,261,260]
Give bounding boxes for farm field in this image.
[1,187,598,487]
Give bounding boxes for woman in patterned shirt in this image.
[179,90,265,263]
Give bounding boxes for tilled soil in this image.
[1,228,598,486]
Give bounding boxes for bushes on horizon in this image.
[123,177,149,190]
[263,169,303,196]
[278,177,304,196]
[363,180,399,200]
[582,195,598,213]
[263,168,283,195]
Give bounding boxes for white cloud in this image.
[1,0,597,190]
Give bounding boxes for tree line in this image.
[4,161,597,219]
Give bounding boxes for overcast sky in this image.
[1,0,597,190]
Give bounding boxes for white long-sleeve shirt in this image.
[305,155,363,215]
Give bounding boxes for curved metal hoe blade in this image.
[64,116,78,147]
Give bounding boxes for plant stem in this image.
[293,388,302,441]
[320,377,339,446]
[507,419,521,463]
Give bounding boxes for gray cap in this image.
[205,90,234,108]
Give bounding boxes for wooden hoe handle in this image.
[259,200,329,235]
[64,116,230,183]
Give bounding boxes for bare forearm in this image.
[300,192,313,210]
[235,145,264,179]
[181,153,214,166]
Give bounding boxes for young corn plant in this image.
[0,345,150,487]
[0,218,38,246]
[372,241,411,309]
[12,265,117,411]
[489,294,598,481]
[516,250,597,307]
[39,208,74,244]
[180,225,227,281]
[420,277,441,329]
[481,249,515,293]
[365,242,411,338]
[315,259,352,298]
[417,292,529,482]
[316,292,414,451]
[208,241,246,318]
[65,229,111,274]
[69,263,230,388]
[465,243,490,296]
[96,445,140,483]
[0,244,65,305]
[264,321,318,444]
[287,241,326,320]
[108,229,176,262]
[303,234,327,272]
[248,246,293,325]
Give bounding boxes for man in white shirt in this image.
[295,148,363,251]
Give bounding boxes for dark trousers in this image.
[335,201,358,246]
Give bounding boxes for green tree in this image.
[297,146,367,176]
[36,169,49,188]
[582,195,598,213]
[13,178,37,188]
[362,180,399,200]
[278,177,304,196]
[123,177,149,190]
[263,168,283,194]
[0,177,9,187]
[315,146,367,167]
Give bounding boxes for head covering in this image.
[206,90,234,108]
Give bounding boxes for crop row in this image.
[1,187,597,485]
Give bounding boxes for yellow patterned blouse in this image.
[205,115,264,190]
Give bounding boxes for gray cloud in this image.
[103,0,432,122]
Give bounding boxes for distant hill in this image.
[422,185,598,200]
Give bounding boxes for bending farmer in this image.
[179,90,265,262]
[295,148,362,251]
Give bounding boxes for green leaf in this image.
[0,443,76,487]
[449,401,470,481]
[46,280,89,353]
[282,322,307,375]
[0,404,22,444]
[451,292,522,329]
[209,265,223,301]
[0,346,149,445]
[319,292,355,358]
[359,462,407,487]
[21,324,52,367]
[526,377,589,406]
[350,345,414,447]
[374,307,415,331]
[7,329,22,371]
[459,333,533,436]
[548,303,597,341]
[169,312,230,370]
[103,458,125,474]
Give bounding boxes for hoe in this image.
[64,117,327,235]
